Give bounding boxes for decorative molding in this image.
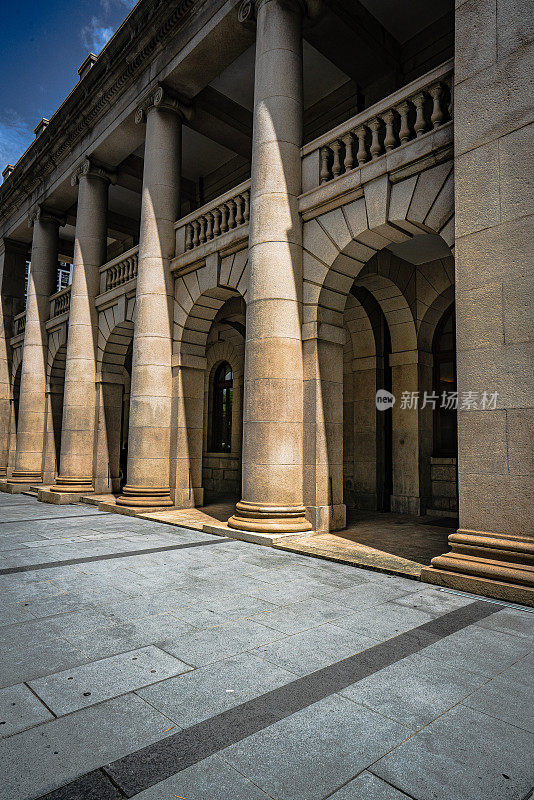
[135,83,192,125]
[70,158,116,187]
[0,0,199,223]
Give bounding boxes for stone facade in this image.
[0,0,532,603]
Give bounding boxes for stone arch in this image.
[173,247,248,366]
[171,271,247,508]
[94,319,134,493]
[302,162,453,332]
[46,325,67,387]
[417,283,455,351]
[97,295,135,371]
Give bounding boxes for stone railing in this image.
[302,60,453,190]
[49,286,71,319]
[100,246,139,294]
[175,180,251,256]
[14,311,26,336]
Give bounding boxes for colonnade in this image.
[2,0,313,534]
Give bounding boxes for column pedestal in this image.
[421,530,534,606]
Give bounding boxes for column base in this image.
[49,475,94,494]
[116,485,174,508]
[9,470,43,484]
[228,500,313,534]
[421,529,534,607]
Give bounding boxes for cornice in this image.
[0,0,201,225]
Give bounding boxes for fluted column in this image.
[51,159,112,493]
[228,0,312,533]
[117,86,184,508]
[10,208,64,485]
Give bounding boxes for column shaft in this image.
[228,0,312,533]
[52,168,109,492]
[117,102,181,508]
[11,213,61,483]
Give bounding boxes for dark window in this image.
[211,361,233,452]
[433,304,457,457]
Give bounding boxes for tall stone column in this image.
[228,0,312,533]
[51,159,112,494]
[0,239,27,479]
[9,209,64,486]
[117,86,184,508]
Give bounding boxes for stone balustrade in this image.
[14,311,26,336]
[49,286,71,319]
[302,60,453,190]
[100,246,139,293]
[175,180,251,256]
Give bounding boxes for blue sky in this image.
[0,0,136,169]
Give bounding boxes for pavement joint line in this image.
[0,512,107,525]
[0,537,236,575]
[33,599,501,800]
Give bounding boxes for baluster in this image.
[413,92,427,137]
[369,118,382,159]
[429,84,444,129]
[397,101,411,144]
[220,204,229,233]
[331,140,343,177]
[185,223,193,251]
[320,146,331,183]
[204,211,213,239]
[192,219,200,248]
[199,217,208,244]
[342,132,355,172]
[227,199,236,229]
[446,78,453,120]
[133,255,138,277]
[383,109,397,151]
[355,126,368,165]
[235,196,244,226]
[243,190,250,222]
[212,207,221,236]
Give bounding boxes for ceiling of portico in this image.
[358,0,452,43]
[387,233,452,265]
[208,42,350,112]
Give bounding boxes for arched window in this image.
[433,304,457,457]
[211,361,233,452]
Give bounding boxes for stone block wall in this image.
[454,0,533,535]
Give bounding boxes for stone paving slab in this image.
[328,771,413,799]
[0,683,54,737]
[371,704,534,800]
[219,693,411,800]
[28,645,192,716]
[0,693,176,800]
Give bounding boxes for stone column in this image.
[51,159,112,494]
[228,0,312,533]
[0,239,27,479]
[9,209,64,486]
[117,86,184,508]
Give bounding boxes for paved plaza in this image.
[0,493,533,800]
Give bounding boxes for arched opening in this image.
[209,361,233,453]
[432,304,457,458]
[49,344,66,471]
[97,321,134,494]
[12,362,22,430]
[201,297,245,505]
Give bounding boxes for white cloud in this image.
[81,17,114,53]
[0,110,33,169]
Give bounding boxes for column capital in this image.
[134,83,192,125]
[71,157,116,187]
[27,205,66,229]
[238,0,322,23]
